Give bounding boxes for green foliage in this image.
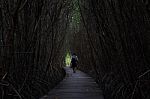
[70,0,81,31]
[65,52,71,66]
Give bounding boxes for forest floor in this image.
[40,67,104,99]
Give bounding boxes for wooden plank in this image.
[40,67,104,99]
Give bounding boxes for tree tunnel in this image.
[0,0,150,99]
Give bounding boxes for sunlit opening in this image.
[65,52,71,67]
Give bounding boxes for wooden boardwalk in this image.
[40,67,104,99]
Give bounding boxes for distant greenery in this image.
[65,52,71,66]
[70,0,81,31]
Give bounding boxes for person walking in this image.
[71,53,78,73]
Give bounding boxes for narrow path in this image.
[40,67,104,99]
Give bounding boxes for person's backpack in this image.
[72,57,77,63]
[71,55,78,64]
